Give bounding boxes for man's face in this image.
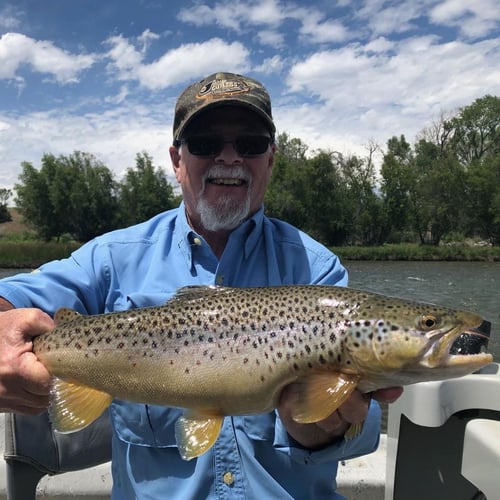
[170,106,275,233]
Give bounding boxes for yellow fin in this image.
[49,377,112,433]
[344,421,365,440]
[290,371,360,424]
[54,308,81,325]
[174,410,223,461]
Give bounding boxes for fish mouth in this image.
[422,319,492,369]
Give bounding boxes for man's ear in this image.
[169,145,181,181]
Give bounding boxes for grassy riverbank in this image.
[1,210,499,267]
[332,243,500,262]
[0,240,498,269]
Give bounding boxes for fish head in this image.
[342,295,492,388]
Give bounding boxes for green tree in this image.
[413,140,467,245]
[337,147,386,246]
[465,155,500,245]
[15,152,118,241]
[0,188,12,223]
[442,95,500,244]
[305,150,349,245]
[445,95,500,164]
[265,133,310,229]
[380,135,415,241]
[118,152,178,226]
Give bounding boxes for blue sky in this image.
[0,0,499,193]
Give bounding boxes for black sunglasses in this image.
[177,135,272,157]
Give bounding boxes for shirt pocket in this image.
[111,400,182,448]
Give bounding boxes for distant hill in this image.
[0,208,34,238]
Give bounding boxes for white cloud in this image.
[105,36,250,90]
[298,12,350,43]
[177,0,284,31]
[0,4,22,30]
[253,55,285,74]
[178,0,351,46]
[0,32,96,84]
[430,0,500,38]
[284,34,500,156]
[257,29,285,48]
[0,104,177,190]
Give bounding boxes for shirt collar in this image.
[174,202,265,268]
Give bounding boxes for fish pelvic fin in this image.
[174,410,224,461]
[344,421,365,440]
[290,371,360,424]
[49,377,112,433]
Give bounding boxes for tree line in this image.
[1,94,499,246]
[266,95,499,246]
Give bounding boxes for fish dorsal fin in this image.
[174,410,224,460]
[49,377,113,433]
[170,285,232,303]
[54,308,81,325]
[290,371,360,424]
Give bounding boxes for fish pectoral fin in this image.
[290,371,360,424]
[49,377,112,433]
[174,410,224,461]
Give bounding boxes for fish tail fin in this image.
[49,377,113,433]
[175,411,223,460]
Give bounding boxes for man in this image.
[0,72,401,499]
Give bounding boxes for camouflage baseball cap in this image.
[173,72,276,141]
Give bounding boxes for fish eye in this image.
[419,314,439,330]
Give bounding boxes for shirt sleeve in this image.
[0,239,108,315]
[273,399,381,465]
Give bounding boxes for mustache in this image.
[202,165,252,185]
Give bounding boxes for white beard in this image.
[197,165,252,232]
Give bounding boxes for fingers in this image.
[0,308,54,414]
[371,386,404,404]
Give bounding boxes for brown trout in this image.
[33,285,492,460]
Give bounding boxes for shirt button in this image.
[223,471,234,486]
[193,237,202,246]
[216,274,224,285]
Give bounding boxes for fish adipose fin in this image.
[49,377,113,433]
[175,411,224,461]
[290,371,360,424]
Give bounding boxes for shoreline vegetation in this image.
[0,241,498,269]
[1,209,499,268]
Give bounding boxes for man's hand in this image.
[0,307,54,414]
[278,384,404,449]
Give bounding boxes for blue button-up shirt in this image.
[0,203,381,499]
